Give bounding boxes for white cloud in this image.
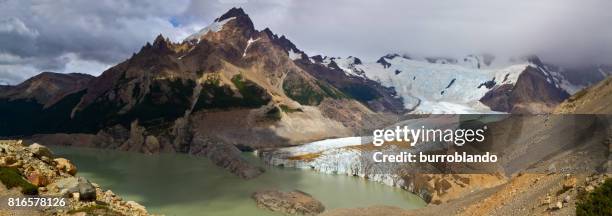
[0,52,25,64]
[60,53,111,76]
[0,64,40,85]
[0,17,39,38]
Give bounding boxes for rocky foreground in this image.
[0,140,150,216]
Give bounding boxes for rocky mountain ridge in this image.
[0,8,403,178]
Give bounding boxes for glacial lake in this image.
[51,146,426,216]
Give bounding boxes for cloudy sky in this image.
[1,0,611,84]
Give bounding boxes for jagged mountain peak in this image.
[184,7,255,43]
[137,34,175,56]
[217,7,254,33]
[153,34,167,44]
[152,34,172,49]
[524,55,544,67]
[261,27,276,39]
[215,7,249,22]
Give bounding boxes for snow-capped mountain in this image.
[313,54,573,114]
[178,8,578,115]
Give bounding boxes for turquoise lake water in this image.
[51,146,426,216]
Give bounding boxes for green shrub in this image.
[231,74,270,107]
[316,81,346,100]
[67,204,114,215]
[576,178,612,216]
[280,105,303,113]
[194,73,270,111]
[339,85,379,101]
[0,167,38,195]
[265,106,282,120]
[125,79,195,128]
[281,71,347,106]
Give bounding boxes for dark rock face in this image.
[478,78,497,89]
[352,56,362,65]
[294,58,405,113]
[190,135,264,179]
[480,84,514,112]
[252,190,325,216]
[310,55,324,63]
[376,57,391,68]
[481,66,570,113]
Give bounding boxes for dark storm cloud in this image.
[1,0,611,84]
[0,0,192,84]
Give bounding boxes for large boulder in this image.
[252,190,325,215]
[143,135,160,154]
[54,158,78,175]
[28,143,53,158]
[48,177,96,201]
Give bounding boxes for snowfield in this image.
[322,55,574,114]
[183,17,236,43]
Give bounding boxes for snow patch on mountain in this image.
[288,49,302,60]
[321,56,367,78]
[183,17,236,43]
[544,67,583,94]
[243,37,260,57]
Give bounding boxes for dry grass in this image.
[287,152,322,161]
